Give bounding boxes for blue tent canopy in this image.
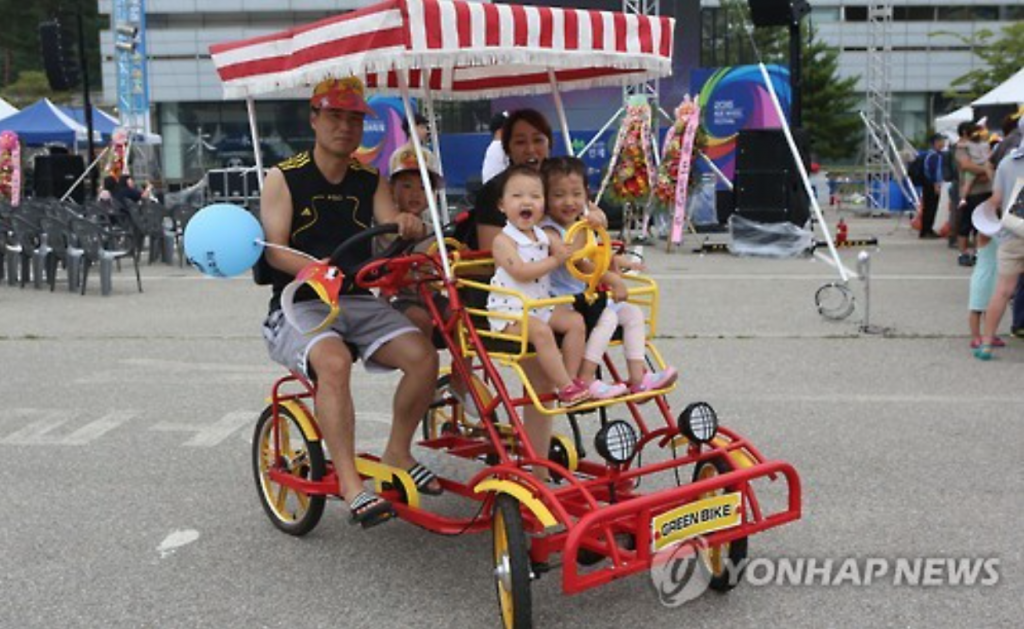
[59,106,120,143]
[0,98,100,146]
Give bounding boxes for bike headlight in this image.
[677,402,718,444]
[594,420,638,465]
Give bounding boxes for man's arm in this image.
[261,168,309,277]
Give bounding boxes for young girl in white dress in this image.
[487,165,591,408]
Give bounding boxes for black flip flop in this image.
[348,491,395,529]
[383,462,444,496]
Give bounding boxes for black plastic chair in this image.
[8,214,47,289]
[69,217,142,296]
[39,215,83,292]
[170,204,200,267]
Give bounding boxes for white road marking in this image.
[0,410,135,445]
[151,411,256,447]
[647,273,970,281]
[158,529,200,559]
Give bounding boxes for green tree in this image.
[699,0,862,162]
[939,22,1024,100]
[800,29,861,162]
[0,70,72,107]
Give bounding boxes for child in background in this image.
[958,126,995,211]
[540,157,677,399]
[373,146,443,335]
[487,165,591,409]
[968,202,1006,351]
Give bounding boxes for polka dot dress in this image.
[487,224,555,332]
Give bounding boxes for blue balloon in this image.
[184,204,265,278]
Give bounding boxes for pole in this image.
[397,71,452,281]
[789,20,802,128]
[246,98,264,191]
[757,63,850,282]
[547,68,574,156]
[77,10,98,198]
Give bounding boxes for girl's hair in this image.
[497,164,543,196]
[501,109,554,156]
[540,156,589,195]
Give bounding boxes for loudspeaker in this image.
[748,0,811,27]
[733,129,810,225]
[34,154,86,203]
[736,128,810,173]
[39,20,79,92]
[716,189,736,225]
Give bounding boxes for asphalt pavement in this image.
[0,213,1020,629]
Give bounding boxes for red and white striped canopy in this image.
[210,0,674,100]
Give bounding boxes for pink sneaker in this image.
[629,367,678,395]
[586,379,629,400]
[557,381,592,406]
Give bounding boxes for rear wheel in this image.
[253,404,326,536]
[492,495,533,629]
[693,457,749,591]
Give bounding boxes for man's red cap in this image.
[311,76,375,116]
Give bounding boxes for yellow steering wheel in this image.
[564,220,613,302]
[426,237,466,258]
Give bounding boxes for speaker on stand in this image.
[34,154,86,204]
[732,129,810,226]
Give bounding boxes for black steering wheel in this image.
[328,223,414,289]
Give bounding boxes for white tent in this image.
[934,105,973,136]
[0,96,17,121]
[973,67,1024,106]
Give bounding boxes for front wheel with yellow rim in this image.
[253,404,326,536]
[492,494,533,629]
[692,457,749,591]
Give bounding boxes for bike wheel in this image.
[422,374,464,441]
[492,494,533,629]
[692,457,749,591]
[253,404,326,536]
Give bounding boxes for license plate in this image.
[651,492,743,552]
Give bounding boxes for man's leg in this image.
[920,185,938,236]
[371,331,440,476]
[1011,276,1024,336]
[307,337,365,503]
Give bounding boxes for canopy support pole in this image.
[577,107,623,160]
[757,62,848,283]
[398,70,452,280]
[422,82,450,222]
[547,68,573,155]
[246,97,265,191]
[61,145,111,203]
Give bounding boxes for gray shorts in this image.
[262,295,419,379]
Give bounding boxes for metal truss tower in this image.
[864,1,894,211]
[623,0,659,110]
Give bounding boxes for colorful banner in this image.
[691,64,791,189]
[357,97,412,175]
[113,0,150,133]
[670,103,701,245]
[0,130,21,206]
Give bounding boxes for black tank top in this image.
[268,149,379,309]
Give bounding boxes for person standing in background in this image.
[481,111,509,184]
[919,133,946,239]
